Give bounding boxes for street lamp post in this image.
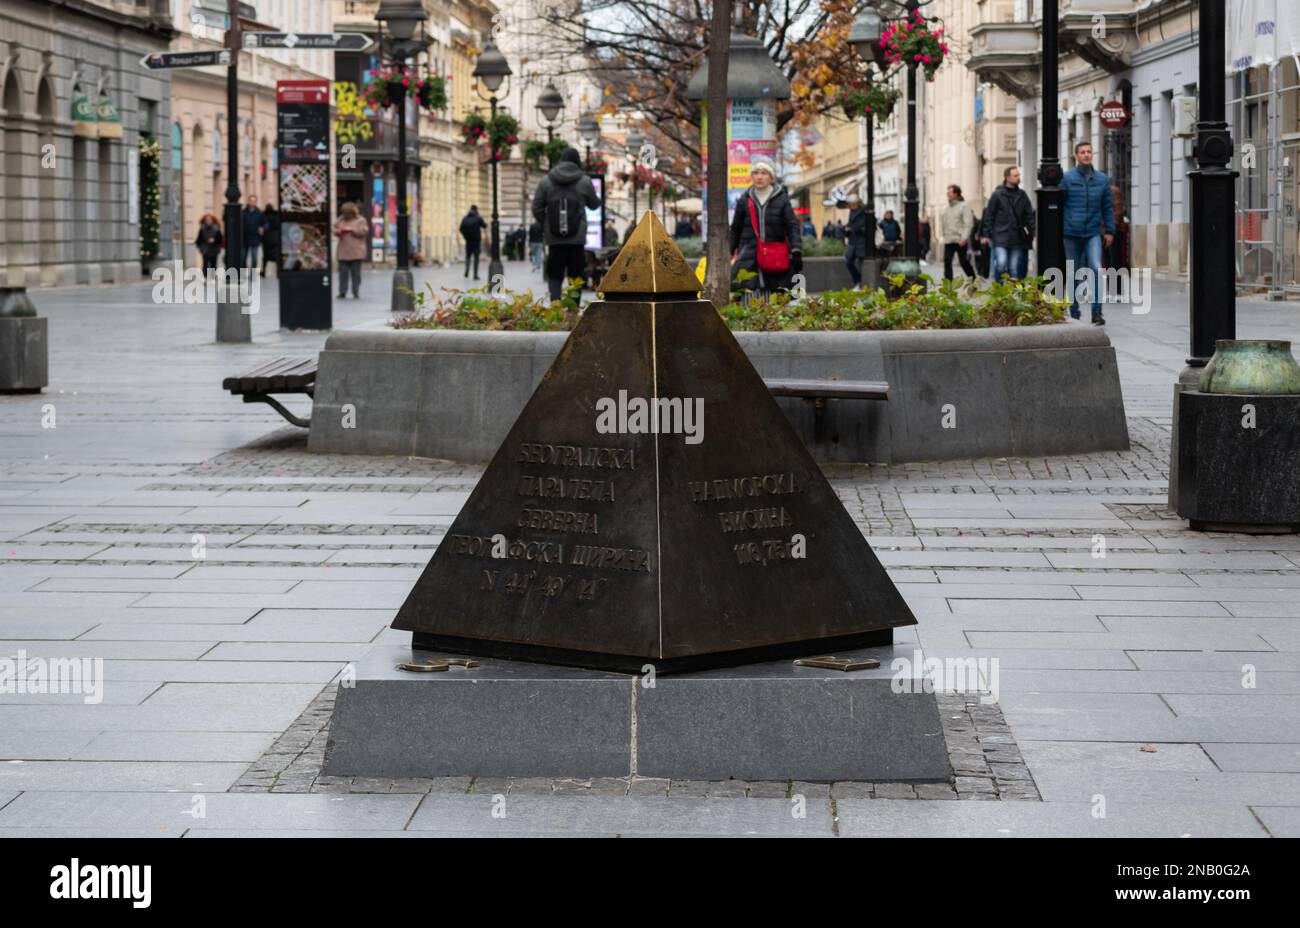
[626,125,644,223]
[473,42,512,282]
[849,9,883,263]
[1035,0,1065,279]
[1186,0,1236,368]
[901,0,920,264]
[577,112,601,171]
[536,81,565,146]
[216,0,248,342]
[376,0,428,314]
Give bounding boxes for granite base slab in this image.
[323,644,951,782]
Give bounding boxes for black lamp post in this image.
[849,9,883,262]
[536,81,565,145]
[1035,0,1065,279]
[473,41,512,282]
[1186,0,1236,368]
[626,125,644,221]
[900,0,921,266]
[376,0,427,313]
[577,112,601,170]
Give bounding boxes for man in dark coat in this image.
[240,195,265,269]
[843,194,874,288]
[980,165,1037,281]
[728,160,802,295]
[532,148,601,300]
[459,205,487,279]
[878,210,902,257]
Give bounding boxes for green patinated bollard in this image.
[1199,339,1300,395]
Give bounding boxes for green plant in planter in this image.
[523,137,569,171]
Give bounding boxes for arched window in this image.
[171,121,183,171]
[211,128,221,173]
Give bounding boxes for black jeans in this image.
[337,259,361,297]
[943,242,975,279]
[844,242,865,286]
[545,244,587,301]
[464,244,481,278]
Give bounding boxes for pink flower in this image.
[402,78,410,86]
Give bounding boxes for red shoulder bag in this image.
[747,195,790,274]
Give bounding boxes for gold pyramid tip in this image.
[597,211,703,296]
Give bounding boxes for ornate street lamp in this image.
[849,9,883,262]
[473,41,513,281]
[577,112,601,170]
[536,81,565,144]
[375,0,428,313]
[1036,0,1065,280]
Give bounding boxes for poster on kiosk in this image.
[276,79,332,330]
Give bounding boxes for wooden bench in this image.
[764,378,890,443]
[222,356,317,428]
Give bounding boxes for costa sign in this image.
[1099,100,1130,129]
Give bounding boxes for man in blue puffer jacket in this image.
[1062,141,1115,325]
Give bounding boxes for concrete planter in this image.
[800,255,853,292]
[0,288,48,394]
[309,323,1129,464]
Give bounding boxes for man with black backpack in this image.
[459,205,486,280]
[531,148,601,301]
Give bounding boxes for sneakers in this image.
[1070,309,1081,320]
[337,293,347,299]
[1092,315,1105,326]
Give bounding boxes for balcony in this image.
[967,21,1041,99]
[1059,0,1143,73]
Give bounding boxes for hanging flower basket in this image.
[363,68,447,111]
[462,110,520,160]
[838,80,902,120]
[881,9,948,81]
[587,150,608,174]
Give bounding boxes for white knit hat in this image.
[750,160,777,179]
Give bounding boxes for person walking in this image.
[940,185,976,280]
[240,195,265,269]
[333,201,369,299]
[729,160,802,296]
[878,210,901,258]
[260,203,281,278]
[459,205,486,280]
[528,219,544,271]
[843,194,874,288]
[979,166,1036,281]
[532,147,601,301]
[1062,140,1115,325]
[822,219,835,240]
[195,213,223,274]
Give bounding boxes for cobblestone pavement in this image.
[0,274,1297,836]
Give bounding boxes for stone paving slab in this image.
[0,761,245,792]
[77,732,278,763]
[1251,806,1300,837]
[406,795,834,836]
[1202,744,1300,773]
[835,799,1268,837]
[0,791,423,831]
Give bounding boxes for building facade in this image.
[332,0,496,268]
[969,0,1200,276]
[2,0,176,287]
[169,0,335,269]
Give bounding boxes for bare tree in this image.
[704,0,732,307]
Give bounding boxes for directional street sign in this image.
[243,32,374,51]
[140,49,231,70]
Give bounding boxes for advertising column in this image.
[699,97,777,240]
[276,80,332,330]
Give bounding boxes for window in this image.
[171,121,183,170]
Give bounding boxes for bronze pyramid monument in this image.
[392,212,916,672]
